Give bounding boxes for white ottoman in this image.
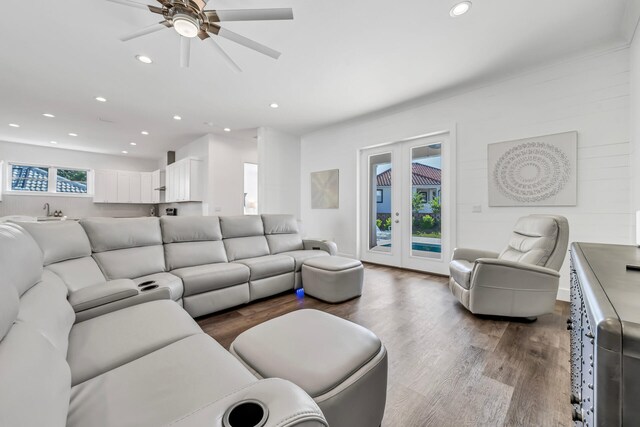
[301,256,364,303]
[230,309,388,427]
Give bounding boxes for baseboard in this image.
[557,287,570,302]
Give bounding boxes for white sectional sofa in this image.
[0,220,332,426]
[16,214,335,320]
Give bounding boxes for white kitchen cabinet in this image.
[117,172,131,203]
[94,170,118,203]
[141,172,153,204]
[151,169,164,203]
[129,172,141,203]
[165,158,202,203]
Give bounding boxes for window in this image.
[8,163,90,195]
[56,169,87,193]
[376,189,383,203]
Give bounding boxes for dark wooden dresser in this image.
[569,243,640,426]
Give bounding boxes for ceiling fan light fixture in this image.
[136,55,153,64]
[173,14,199,38]
[450,1,472,17]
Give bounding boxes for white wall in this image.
[160,133,258,217]
[257,127,301,217]
[631,26,640,220]
[0,140,158,218]
[300,47,632,299]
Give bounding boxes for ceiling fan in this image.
[107,0,293,71]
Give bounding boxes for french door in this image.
[359,133,454,275]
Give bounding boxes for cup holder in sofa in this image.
[138,280,156,288]
[140,284,159,292]
[223,400,269,427]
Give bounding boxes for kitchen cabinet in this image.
[141,172,153,204]
[165,158,202,203]
[151,169,164,203]
[94,170,157,204]
[94,170,118,203]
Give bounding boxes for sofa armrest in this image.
[68,279,138,313]
[452,248,500,263]
[472,258,560,291]
[168,378,328,426]
[303,239,338,256]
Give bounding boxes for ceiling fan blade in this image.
[120,22,168,42]
[208,38,242,72]
[211,26,281,59]
[205,8,293,22]
[148,5,163,14]
[180,36,191,68]
[106,0,150,11]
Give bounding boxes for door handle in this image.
[395,220,399,223]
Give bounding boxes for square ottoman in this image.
[301,256,364,303]
[230,309,388,427]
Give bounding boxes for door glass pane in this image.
[410,144,442,259]
[369,153,392,252]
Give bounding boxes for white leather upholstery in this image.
[172,263,250,296]
[261,214,300,234]
[80,217,163,252]
[266,234,305,254]
[47,257,107,292]
[220,215,265,238]
[0,272,19,341]
[93,245,167,280]
[183,284,250,318]
[16,221,92,266]
[17,270,74,356]
[449,214,569,317]
[160,215,222,243]
[133,272,183,301]
[302,257,364,303]
[67,300,202,385]
[230,310,387,427]
[234,254,295,281]
[68,279,139,312]
[0,223,43,296]
[165,241,228,270]
[224,235,271,261]
[161,216,228,270]
[280,249,329,272]
[68,334,258,427]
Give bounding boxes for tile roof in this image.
[377,163,441,186]
[11,165,87,193]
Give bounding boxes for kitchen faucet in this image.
[43,202,50,217]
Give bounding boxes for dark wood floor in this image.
[197,263,571,427]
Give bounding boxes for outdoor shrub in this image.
[422,215,435,229]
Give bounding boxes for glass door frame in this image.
[358,131,456,275]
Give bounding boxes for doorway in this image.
[359,133,454,275]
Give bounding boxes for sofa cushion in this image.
[160,216,222,243]
[261,214,299,235]
[224,236,270,261]
[449,259,474,290]
[17,270,74,356]
[266,234,304,254]
[16,221,91,266]
[172,263,250,297]
[67,334,257,427]
[133,272,184,301]
[499,216,559,267]
[0,278,19,342]
[164,241,228,270]
[234,254,295,281]
[220,215,264,239]
[93,245,166,280]
[67,300,202,386]
[280,250,330,272]
[46,257,107,292]
[0,223,43,296]
[68,279,139,313]
[80,217,162,252]
[0,322,71,427]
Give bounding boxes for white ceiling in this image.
[0,0,633,159]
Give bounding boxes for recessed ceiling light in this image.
[130,142,137,146]
[121,150,128,154]
[136,55,153,64]
[224,128,231,132]
[141,131,149,135]
[50,141,58,144]
[8,123,20,128]
[450,1,472,17]
[95,96,107,102]
[173,115,182,120]
[270,103,279,109]
[68,133,78,137]
[43,113,55,118]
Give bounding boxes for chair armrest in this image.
[452,248,500,263]
[303,239,338,256]
[168,378,328,426]
[472,258,560,291]
[68,279,138,313]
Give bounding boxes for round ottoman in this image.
[301,256,364,303]
[229,309,388,427]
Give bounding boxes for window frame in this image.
[4,161,94,197]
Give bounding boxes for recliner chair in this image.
[449,214,569,319]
